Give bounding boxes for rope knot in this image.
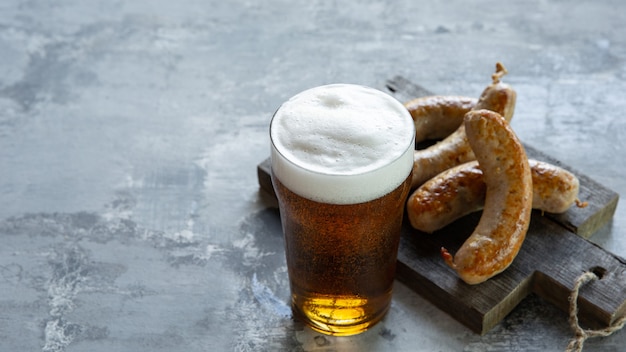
[565,270,626,352]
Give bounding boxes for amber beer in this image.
[270,84,415,336]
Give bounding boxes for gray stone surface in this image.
[1,0,625,351]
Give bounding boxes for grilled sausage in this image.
[404,95,477,143]
[529,160,580,213]
[440,109,532,285]
[407,160,580,233]
[411,62,517,188]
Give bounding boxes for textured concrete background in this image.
[1,1,625,351]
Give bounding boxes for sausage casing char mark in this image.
[411,62,517,188]
[404,95,477,143]
[441,109,532,285]
[407,160,580,233]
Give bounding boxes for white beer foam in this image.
[270,84,415,204]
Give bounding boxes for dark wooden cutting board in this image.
[256,77,623,334]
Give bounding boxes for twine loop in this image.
[566,271,626,351]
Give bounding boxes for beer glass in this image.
[270,84,415,336]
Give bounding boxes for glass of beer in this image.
[269,84,415,336]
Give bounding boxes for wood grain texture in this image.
[256,77,623,334]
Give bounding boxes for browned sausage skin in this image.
[404,95,477,143]
[407,160,580,233]
[441,109,532,285]
[529,159,580,213]
[408,161,486,234]
[411,62,517,188]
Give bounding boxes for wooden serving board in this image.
[257,77,623,334]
